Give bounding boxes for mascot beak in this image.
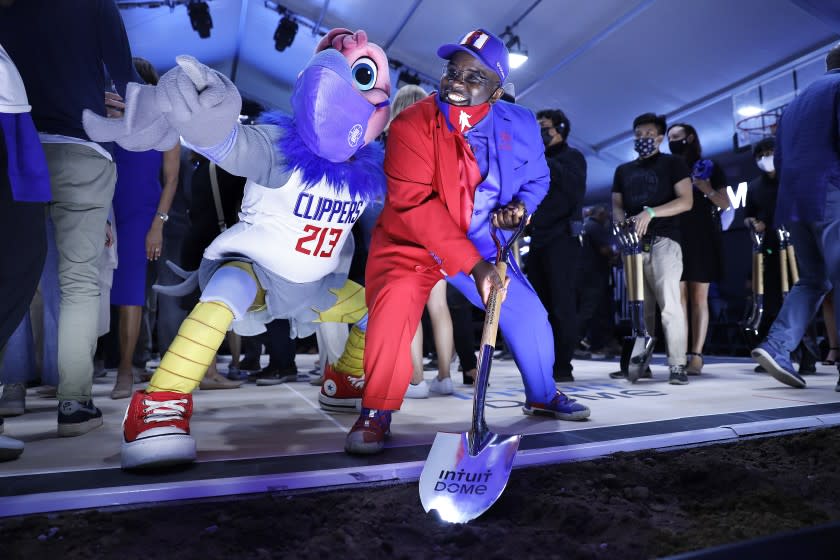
[291,49,378,163]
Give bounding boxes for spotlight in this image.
[187,0,212,39]
[274,12,298,52]
[501,26,528,69]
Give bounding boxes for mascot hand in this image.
[82,83,179,152]
[157,55,242,148]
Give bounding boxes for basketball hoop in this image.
[735,107,784,149]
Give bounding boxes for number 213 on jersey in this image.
[295,225,343,258]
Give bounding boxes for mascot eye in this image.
[351,57,377,91]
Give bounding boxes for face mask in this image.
[756,155,775,173]
[634,136,657,158]
[439,100,491,133]
[668,138,687,155]
[541,128,554,146]
[291,52,377,163]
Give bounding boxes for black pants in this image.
[258,319,296,370]
[577,269,610,345]
[446,283,477,372]
[0,141,47,352]
[528,237,580,377]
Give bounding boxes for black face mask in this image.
[669,138,688,155]
[541,128,554,146]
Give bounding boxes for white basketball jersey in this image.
[204,170,366,283]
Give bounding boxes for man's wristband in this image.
[644,206,656,218]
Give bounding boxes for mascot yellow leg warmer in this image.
[315,280,367,380]
[148,262,263,394]
[315,280,369,412]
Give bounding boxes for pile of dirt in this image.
[2,428,840,559]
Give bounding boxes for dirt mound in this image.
[2,428,840,559]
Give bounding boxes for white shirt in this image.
[0,43,30,114]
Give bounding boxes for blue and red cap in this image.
[437,28,509,84]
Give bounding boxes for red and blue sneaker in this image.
[523,391,590,421]
[345,408,392,455]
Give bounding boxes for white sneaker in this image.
[429,376,454,395]
[405,380,429,399]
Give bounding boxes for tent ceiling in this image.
[118,0,839,198]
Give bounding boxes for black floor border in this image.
[2,402,839,499]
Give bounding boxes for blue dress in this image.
[111,147,162,306]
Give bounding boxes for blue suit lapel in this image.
[494,104,515,204]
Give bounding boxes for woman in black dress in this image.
[667,123,730,374]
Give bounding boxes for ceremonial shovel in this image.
[741,223,764,347]
[614,219,656,382]
[419,219,526,524]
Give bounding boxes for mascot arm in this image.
[193,123,293,188]
[83,55,240,154]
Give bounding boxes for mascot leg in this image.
[121,262,261,469]
[316,281,368,413]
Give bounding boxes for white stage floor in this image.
[2,353,839,517]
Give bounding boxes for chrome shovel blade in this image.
[627,336,655,383]
[419,431,521,524]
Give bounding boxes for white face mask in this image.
[756,155,775,173]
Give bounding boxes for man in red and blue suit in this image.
[346,28,591,454]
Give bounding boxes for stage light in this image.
[737,105,763,118]
[274,12,298,52]
[501,26,528,69]
[187,0,212,39]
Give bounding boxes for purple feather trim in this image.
[258,111,385,202]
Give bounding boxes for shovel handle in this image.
[779,247,789,295]
[787,245,799,285]
[478,261,507,350]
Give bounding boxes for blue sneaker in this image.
[751,342,805,388]
[523,391,590,421]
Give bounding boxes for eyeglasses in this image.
[442,65,496,88]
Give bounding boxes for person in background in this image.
[752,44,840,392]
[0,40,51,460]
[744,136,782,341]
[743,136,817,375]
[0,0,142,436]
[528,108,587,382]
[109,58,181,399]
[576,205,617,355]
[612,113,693,385]
[666,123,730,375]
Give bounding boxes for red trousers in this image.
[363,232,444,410]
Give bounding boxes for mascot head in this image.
[291,28,391,163]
